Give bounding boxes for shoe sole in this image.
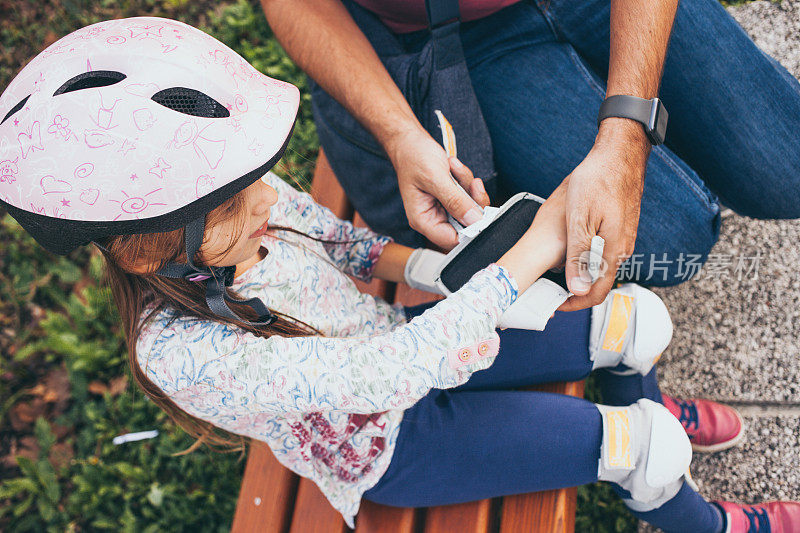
[691,408,746,453]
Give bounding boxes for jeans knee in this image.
[622,208,720,287]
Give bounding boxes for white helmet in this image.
[0,17,301,325]
[0,16,299,254]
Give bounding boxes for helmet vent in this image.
[1,94,31,125]
[151,87,230,118]
[54,71,127,96]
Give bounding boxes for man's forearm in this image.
[598,0,679,157]
[260,0,423,157]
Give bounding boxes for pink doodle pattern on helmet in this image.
[0,16,299,223]
[18,122,44,159]
[195,174,214,198]
[167,121,226,169]
[0,158,18,184]
[40,175,73,195]
[132,108,156,130]
[110,188,167,220]
[74,163,94,179]
[80,188,99,205]
[48,115,77,141]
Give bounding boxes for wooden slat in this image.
[311,150,352,220]
[355,500,417,533]
[290,478,349,533]
[231,442,298,533]
[423,500,493,533]
[499,486,576,533]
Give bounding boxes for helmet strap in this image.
[155,216,277,327]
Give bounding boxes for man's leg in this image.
[459,2,721,286]
[539,0,800,219]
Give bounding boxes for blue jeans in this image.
[313,0,800,286]
[362,305,722,533]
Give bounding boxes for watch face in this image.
[648,99,668,145]
[655,102,669,143]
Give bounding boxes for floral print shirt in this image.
[136,172,520,528]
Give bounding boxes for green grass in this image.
[1,1,634,531]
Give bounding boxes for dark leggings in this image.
[362,305,721,533]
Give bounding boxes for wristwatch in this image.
[597,95,669,145]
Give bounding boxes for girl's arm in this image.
[375,175,569,289]
[371,242,413,284]
[268,173,393,281]
[141,196,567,421]
[498,181,568,293]
[141,264,517,418]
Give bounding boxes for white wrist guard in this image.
[404,248,447,295]
[498,277,570,331]
[434,192,572,331]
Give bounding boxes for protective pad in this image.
[596,399,692,512]
[404,248,447,295]
[437,193,568,294]
[497,277,570,331]
[589,284,673,375]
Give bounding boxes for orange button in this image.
[458,348,472,362]
[478,342,490,356]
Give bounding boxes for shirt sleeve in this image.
[266,173,392,282]
[141,265,519,418]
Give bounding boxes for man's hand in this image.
[386,127,491,250]
[559,119,648,312]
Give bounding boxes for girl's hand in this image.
[497,183,569,293]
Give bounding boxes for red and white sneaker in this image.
[714,500,800,533]
[662,395,745,453]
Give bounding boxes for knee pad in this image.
[596,399,692,512]
[589,284,673,375]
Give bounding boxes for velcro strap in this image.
[597,404,636,471]
[590,291,636,370]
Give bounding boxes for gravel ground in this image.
[728,0,800,78]
[654,213,800,404]
[639,2,800,530]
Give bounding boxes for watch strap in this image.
[597,95,668,145]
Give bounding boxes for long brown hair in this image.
[102,189,322,453]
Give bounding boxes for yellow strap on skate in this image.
[602,292,634,353]
[603,407,634,469]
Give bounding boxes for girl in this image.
[1,17,796,533]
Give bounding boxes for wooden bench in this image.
[231,151,584,533]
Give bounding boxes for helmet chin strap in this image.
[155,217,277,327]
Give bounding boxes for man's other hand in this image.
[387,127,491,249]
